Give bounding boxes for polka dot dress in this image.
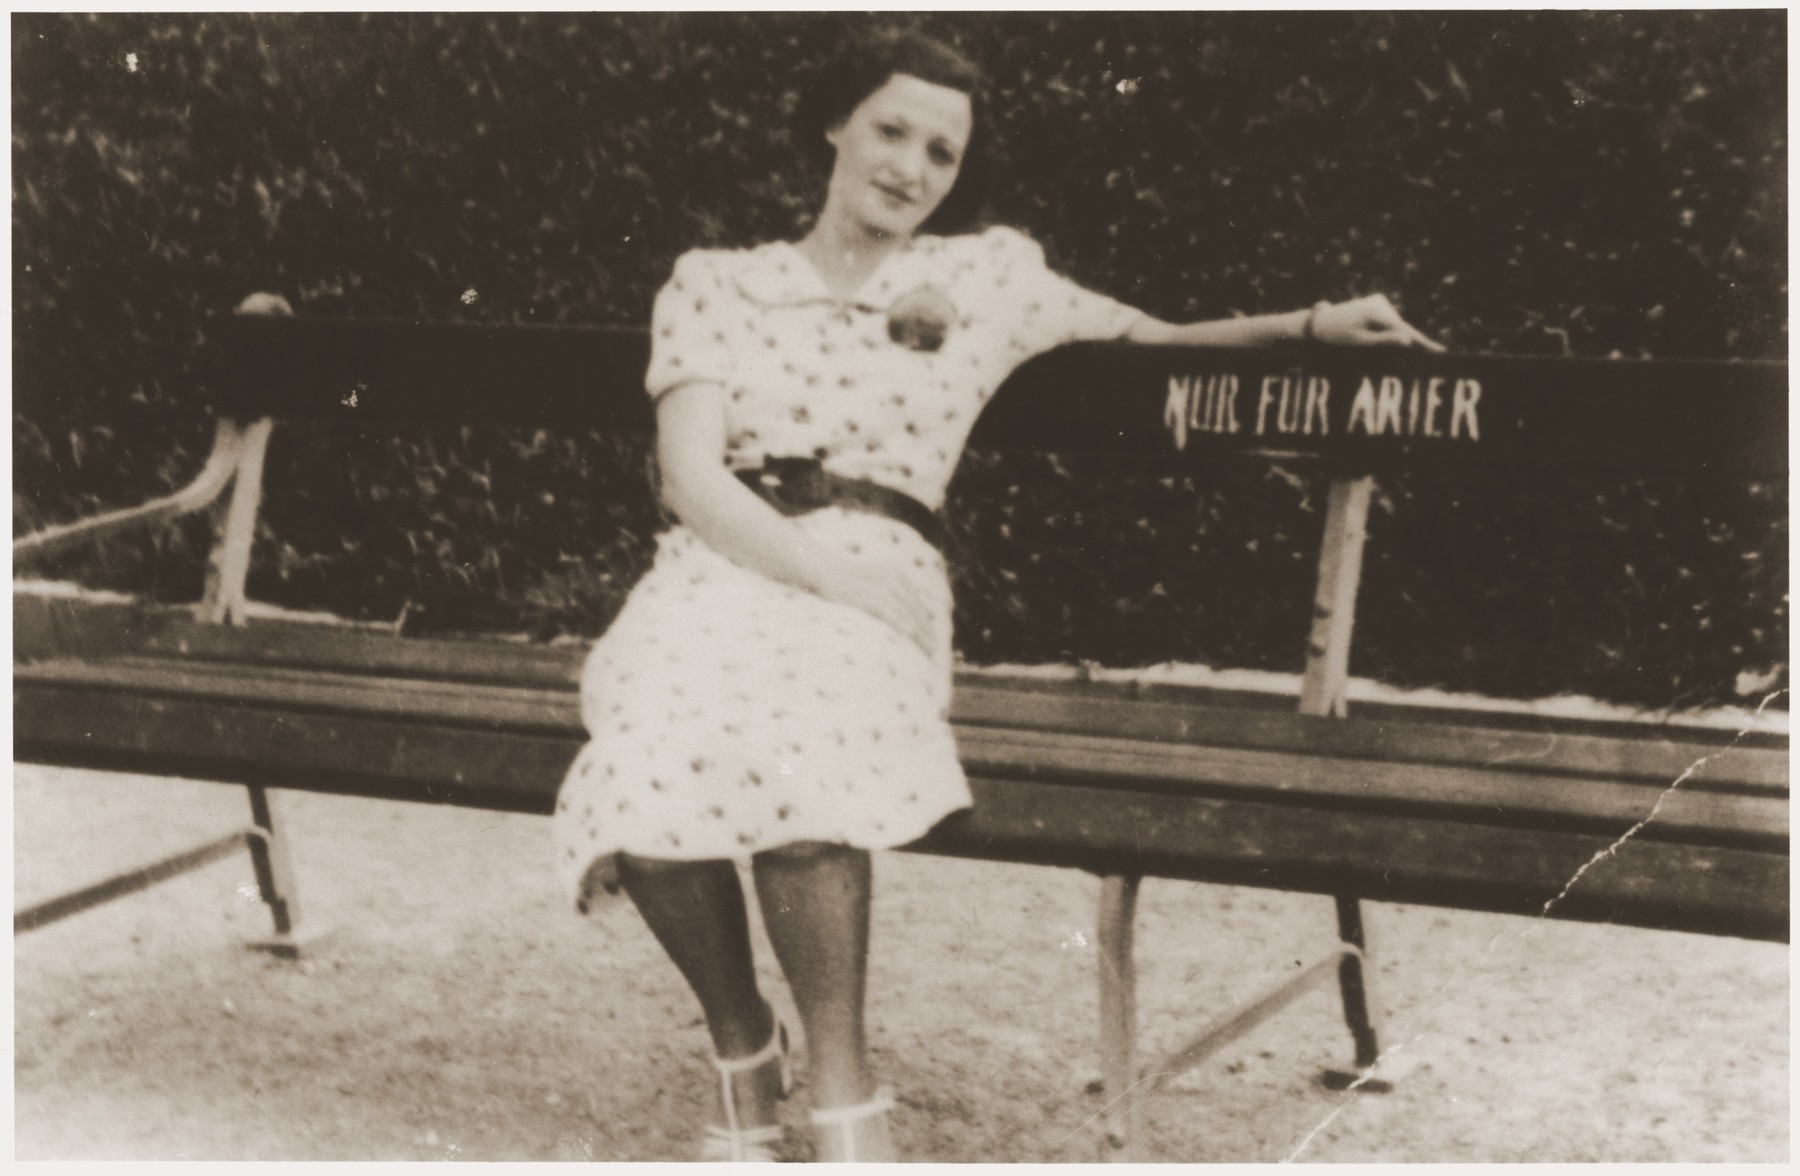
[556,226,1144,910]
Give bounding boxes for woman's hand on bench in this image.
[1311,293,1444,351]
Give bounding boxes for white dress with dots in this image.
[555,226,1144,909]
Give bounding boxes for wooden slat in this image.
[29,594,1778,791]
[24,656,582,735]
[17,661,1785,845]
[913,778,1788,942]
[953,684,1790,793]
[14,684,580,814]
[26,620,1786,794]
[971,669,1790,751]
[14,685,1782,941]
[136,612,586,688]
[40,590,1772,790]
[955,728,1786,849]
[215,316,1787,474]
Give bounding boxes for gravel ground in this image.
[12,763,1788,1162]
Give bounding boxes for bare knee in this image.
[755,840,835,865]
[753,840,864,869]
[617,852,730,879]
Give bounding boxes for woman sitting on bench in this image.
[552,28,1439,1162]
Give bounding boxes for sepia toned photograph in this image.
[13,9,1786,1162]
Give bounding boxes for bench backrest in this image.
[218,315,1787,475]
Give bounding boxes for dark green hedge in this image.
[12,12,1787,707]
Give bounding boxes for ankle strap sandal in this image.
[809,1086,897,1163]
[701,1015,793,1162]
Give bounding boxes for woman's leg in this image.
[752,842,896,1161]
[616,855,782,1128]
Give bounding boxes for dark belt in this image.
[735,457,950,556]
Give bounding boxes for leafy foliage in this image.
[12,12,1787,707]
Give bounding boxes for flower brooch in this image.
[886,284,956,353]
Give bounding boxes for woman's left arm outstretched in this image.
[1125,293,1445,351]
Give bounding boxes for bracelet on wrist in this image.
[1302,300,1331,344]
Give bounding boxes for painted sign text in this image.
[1164,368,1483,451]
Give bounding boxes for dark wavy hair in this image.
[796,29,990,234]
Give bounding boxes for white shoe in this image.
[700,1013,793,1162]
[809,1086,897,1163]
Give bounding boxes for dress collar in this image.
[732,238,947,311]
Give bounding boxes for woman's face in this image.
[823,72,973,239]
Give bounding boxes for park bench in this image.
[14,303,1788,1158]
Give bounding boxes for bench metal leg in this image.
[1336,895,1378,1066]
[242,784,319,958]
[1095,873,1142,1160]
[13,783,318,958]
[13,828,262,933]
[1145,944,1362,1088]
[1088,877,1382,1161]
[1082,475,1397,1157]
[1320,895,1392,1092]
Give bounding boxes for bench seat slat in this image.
[27,600,1783,792]
[913,779,1787,942]
[17,661,1785,846]
[135,611,585,688]
[14,684,1784,942]
[954,683,1789,793]
[957,729,1785,849]
[15,683,579,813]
[20,637,1787,794]
[33,655,586,735]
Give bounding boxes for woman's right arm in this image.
[656,381,936,654]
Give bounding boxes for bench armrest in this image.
[14,416,264,564]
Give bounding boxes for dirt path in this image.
[13,764,1787,1162]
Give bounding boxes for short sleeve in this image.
[645,250,734,401]
[983,227,1144,362]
